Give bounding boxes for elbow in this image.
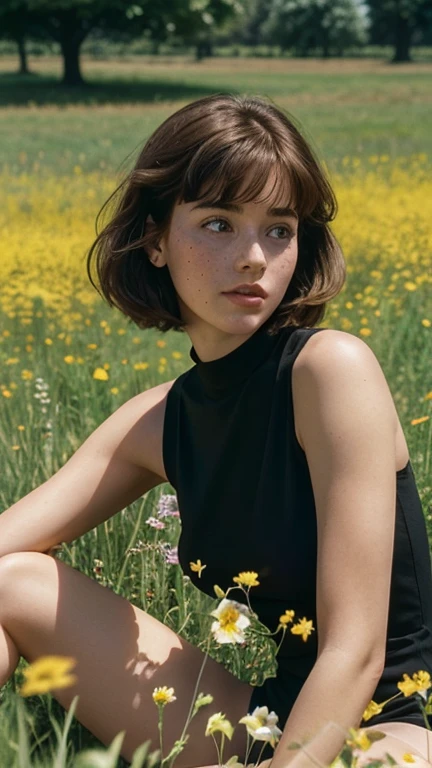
[318,645,386,679]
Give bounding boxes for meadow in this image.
[0,55,431,767]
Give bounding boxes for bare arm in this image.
[0,382,171,558]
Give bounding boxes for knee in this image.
[0,552,56,603]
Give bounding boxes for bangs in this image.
[179,137,320,221]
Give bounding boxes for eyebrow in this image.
[191,201,299,220]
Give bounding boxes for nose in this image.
[235,237,267,272]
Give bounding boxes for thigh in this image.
[0,552,254,768]
[365,723,432,765]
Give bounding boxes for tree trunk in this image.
[60,37,85,86]
[17,35,30,75]
[392,12,412,62]
[195,39,213,61]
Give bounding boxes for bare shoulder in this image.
[292,328,381,379]
[119,378,176,483]
[292,328,400,453]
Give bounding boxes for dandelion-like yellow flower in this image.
[398,670,432,699]
[279,609,295,626]
[92,367,109,381]
[205,712,234,740]
[233,571,260,588]
[19,655,77,697]
[290,617,315,642]
[362,700,383,721]
[152,686,176,706]
[403,753,417,763]
[411,416,429,426]
[190,559,206,578]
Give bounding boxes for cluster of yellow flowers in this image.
[0,158,431,331]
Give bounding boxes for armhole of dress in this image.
[289,327,328,461]
[162,380,178,490]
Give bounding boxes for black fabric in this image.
[162,322,432,761]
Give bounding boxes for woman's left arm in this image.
[269,330,399,768]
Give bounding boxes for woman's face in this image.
[147,168,299,362]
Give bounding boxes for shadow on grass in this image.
[0,72,232,107]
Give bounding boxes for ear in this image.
[145,214,165,266]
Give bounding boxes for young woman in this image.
[0,94,432,768]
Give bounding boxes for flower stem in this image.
[158,706,164,761]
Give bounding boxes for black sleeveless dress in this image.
[162,321,432,759]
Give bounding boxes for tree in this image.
[0,0,46,74]
[261,0,367,58]
[365,0,432,62]
[160,0,246,61]
[0,0,246,86]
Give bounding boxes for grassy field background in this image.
[0,55,431,767]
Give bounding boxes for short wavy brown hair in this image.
[87,93,346,335]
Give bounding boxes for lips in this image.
[223,284,267,298]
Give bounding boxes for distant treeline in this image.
[0,0,431,86]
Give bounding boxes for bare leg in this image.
[0,552,254,768]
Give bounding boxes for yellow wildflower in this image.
[290,617,315,642]
[44,338,53,345]
[346,728,371,751]
[110,387,119,395]
[2,390,12,398]
[93,367,109,381]
[233,571,260,588]
[210,598,251,645]
[21,370,33,381]
[19,655,77,697]
[156,340,166,348]
[64,355,75,364]
[152,686,176,706]
[213,585,226,599]
[411,416,429,426]
[398,671,431,699]
[190,559,206,578]
[362,700,383,721]
[279,609,296,626]
[205,712,234,740]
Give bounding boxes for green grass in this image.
[0,56,431,176]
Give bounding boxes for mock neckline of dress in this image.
[188,320,289,399]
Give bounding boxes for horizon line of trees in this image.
[0,0,431,87]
